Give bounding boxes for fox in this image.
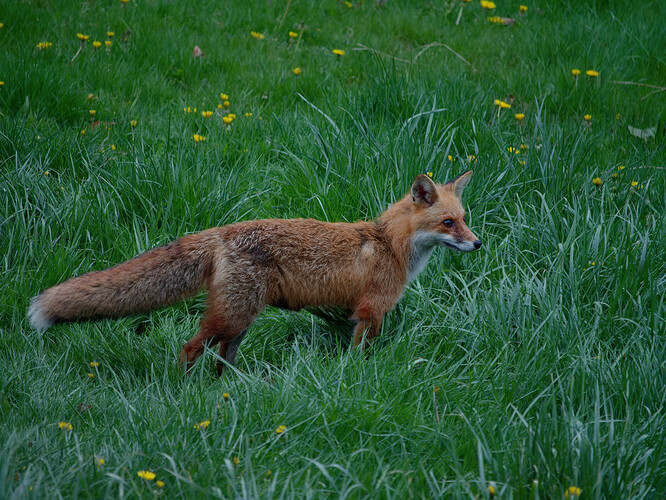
[28,171,481,373]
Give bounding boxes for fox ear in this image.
[447,170,473,198]
[410,174,439,207]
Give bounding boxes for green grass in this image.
[1,0,665,498]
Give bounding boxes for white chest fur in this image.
[407,231,442,282]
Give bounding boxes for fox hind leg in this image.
[216,329,248,375]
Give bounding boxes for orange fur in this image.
[28,172,481,372]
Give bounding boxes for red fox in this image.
[29,172,481,373]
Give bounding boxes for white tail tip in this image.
[28,295,54,331]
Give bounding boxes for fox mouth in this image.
[440,240,481,252]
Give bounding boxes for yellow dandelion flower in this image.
[131,119,137,127]
[111,144,116,151]
[88,373,95,379]
[0,81,4,87]
[37,41,53,50]
[592,177,602,186]
[223,116,233,125]
[507,146,517,154]
[468,155,477,163]
[92,41,102,49]
[617,165,625,170]
[461,0,471,2]
[289,31,298,38]
[220,93,229,100]
[611,173,617,179]
[515,113,525,121]
[500,101,511,109]
[584,114,591,122]
[156,480,164,488]
[480,0,496,9]
[58,421,73,431]
[0,23,4,28]
[250,31,265,40]
[223,392,230,400]
[616,113,620,120]
[520,144,529,151]
[519,5,528,12]
[202,111,213,118]
[81,129,86,135]
[448,155,456,162]
[194,420,210,430]
[488,484,496,496]
[292,67,301,75]
[87,93,94,100]
[90,109,96,116]
[586,69,599,77]
[276,425,287,434]
[96,458,105,469]
[223,100,230,107]
[105,40,112,48]
[244,113,252,118]
[345,1,352,7]
[137,470,156,480]
[332,49,345,56]
[77,33,90,41]
[107,31,115,37]
[193,134,206,142]
[228,113,237,120]
[519,160,526,165]
[44,171,50,176]
[217,104,224,110]
[233,456,240,466]
[120,0,130,4]
[564,486,581,499]
[572,69,581,76]
[426,172,433,178]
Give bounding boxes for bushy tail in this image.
[28,233,214,331]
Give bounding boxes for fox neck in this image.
[378,196,437,284]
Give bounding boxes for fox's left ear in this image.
[411,174,439,207]
[448,170,473,199]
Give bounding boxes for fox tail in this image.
[28,235,212,331]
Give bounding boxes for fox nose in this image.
[473,240,482,250]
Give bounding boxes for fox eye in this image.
[443,219,453,228]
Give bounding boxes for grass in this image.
[1,0,665,498]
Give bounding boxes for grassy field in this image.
[1,0,665,497]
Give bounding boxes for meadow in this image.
[1,0,665,498]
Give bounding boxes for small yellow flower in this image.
[58,421,73,431]
[564,486,581,499]
[345,0,352,7]
[592,177,602,186]
[616,113,620,120]
[292,67,301,75]
[87,93,94,100]
[426,172,433,178]
[617,165,625,170]
[572,69,581,77]
[90,109,96,116]
[467,155,477,163]
[111,144,116,151]
[37,41,53,50]
[223,392,230,400]
[448,155,456,162]
[96,458,105,469]
[250,31,265,40]
[81,129,86,135]
[107,31,115,38]
[480,0,496,9]
[0,23,4,28]
[233,456,240,466]
[276,425,287,434]
[586,69,599,77]
[220,93,229,100]
[194,420,210,430]
[44,171,50,176]
[0,81,4,87]
[519,5,528,12]
[156,480,164,488]
[193,133,206,142]
[611,173,617,179]
[515,113,525,121]
[488,484,496,496]
[631,181,643,189]
[584,114,591,122]
[507,146,517,154]
[202,110,213,118]
[222,116,232,125]
[494,99,511,109]
[77,33,90,41]
[332,49,345,56]
[520,144,529,151]
[244,113,252,118]
[228,113,237,120]
[92,41,102,49]
[224,100,230,107]
[217,104,224,110]
[131,119,137,127]
[289,31,298,38]
[120,0,130,4]
[519,160,526,165]
[137,470,156,480]
[88,373,95,379]
[105,40,112,48]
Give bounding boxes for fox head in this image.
[409,170,482,253]
[403,171,481,281]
